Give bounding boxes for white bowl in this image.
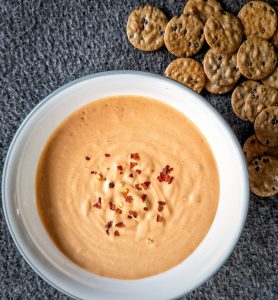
[2,71,249,300]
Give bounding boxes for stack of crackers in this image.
[126,0,278,198]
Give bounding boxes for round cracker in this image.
[203,49,241,86]
[271,7,278,48]
[204,77,235,94]
[237,37,277,80]
[245,85,278,123]
[204,11,243,54]
[243,134,278,163]
[183,0,222,23]
[254,106,278,147]
[165,58,205,93]
[238,1,277,40]
[164,14,204,57]
[126,5,168,51]
[248,155,278,197]
[261,65,278,90]
[231,80,261,121]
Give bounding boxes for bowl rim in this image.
[2,70,249,299]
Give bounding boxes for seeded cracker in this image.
[254,106,278,147]
[165,58,205,93]
[243,134,278,163]
[238,1,277,40]
[203,49,241,86]
[237,37,277,80]
[205,77,235,94]
[126,5,168,51]
[271,6,278,48]
[183,0,222,23]
[262,65,278,90]
[245,85,278,123]
[164,14,204,57]
[231,81,261,121]
[248,156,278,197]
[204,12,243,54]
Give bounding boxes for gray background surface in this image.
[0,0,277,299]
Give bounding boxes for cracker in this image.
[237,37,277,80]
[243,134,278,163]
[248,156,278,197]
[245,85,278,123]
[126,5,168,51]
[164,14,204,57]
[204,11,243,54]
[183,0,222,23]
[204,77,235,94]
[254,106,278,147]
[238,1,277,40]
[165,58,205,93]
[261,65,278,90]
[203,49,241,86]
[271,7,278,48]
[231,80,261,121]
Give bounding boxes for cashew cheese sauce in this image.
[36,95,219,279]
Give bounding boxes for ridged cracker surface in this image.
[164,14,204,57]
[237,37,277,80]
[126,5,168,51]
[204,49,241,86]
[183,0,222,23]
[262,66,278,90]
[231,80,261,121]
[165,58,205,93]
[254,106,278,147]
[204,77,235,94]
[271,7,278,48]
[204,12,243,54]
[238,1,277,40]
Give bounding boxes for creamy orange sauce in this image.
[36,96,219,279]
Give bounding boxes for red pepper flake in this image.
[128,210,138,218]
[105,220,113,235]
[114,230,120,237]
[85,156,91,160]
[143,207,148,211]
[115,222,125,227]
[129,173,134,178]
[130,162,138,169]
[109,202,115,211]
[135,169,141,174]
[105,153,111,157]
[158,201,166,205]
[158,201,166,212]
[131,153,140,160]
[117,165,123,171]
[141,181,151,190]
[141,194,147,202]
[156,215,163,222]
[116,208,123,214]
[93,197,102,209]
[157,165,174,184]
[124,195,133,203]
[135,183,142,191]
[109,182,115,188]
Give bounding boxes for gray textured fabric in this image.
[0,0,277,299]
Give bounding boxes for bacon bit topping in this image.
[157,165,174,184]
[114,230,120,237]
[119,172,123,175]
[85,156,91,160]
[143,207,148,211]
[117,165,123,171]
[158,201,166,205]
[124,195,133,203]
[158,201,166,211]
[147,238,154,244]
[116,208,122,214]
[131,153,140,160]
[105,220,113,235]
[130,162,138,169]
[109,182,115,188]
[135,184,142,191]
[109,202,115,211]
[91,171,97,174]
[135,169,141,174]
[141,194,147,202]
[141,181,151,190]
[93,197,102,209]
[105,153,111,157]
[129,173,134,178]
[128,210,138,218]
[115,222,125,227]
[156,215,163,222]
